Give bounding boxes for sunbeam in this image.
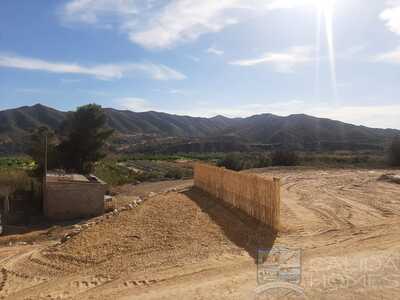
[315,0,337,99]
[315,5,322,100]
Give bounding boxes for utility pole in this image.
[43,133,48,209]
[44,133,48,178]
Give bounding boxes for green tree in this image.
[58,104,113,173]
[388,136,400,166]
[27,126,58,178]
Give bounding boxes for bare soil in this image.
[0,169,400,299]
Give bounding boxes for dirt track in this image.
[0,169,400,299]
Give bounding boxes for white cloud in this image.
[62,0,139,25]
[113,97,156,112]
[60,0,317,49]
[230,46,313,73]
[206,47,224,56]
[380,2,400,35]
[130,0,240,49]
[373,46,400,64]
[0,54,186,81]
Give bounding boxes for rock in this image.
[148,192,156,198]
[61,234,71,243]
[128,204,134,209]
[379,174,400,184]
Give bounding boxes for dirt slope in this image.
[0,183,274,299]
[0,169,400,299]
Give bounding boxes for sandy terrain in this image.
[0,169,399,299]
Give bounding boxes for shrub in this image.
[218,152,271,171]
[218,153,244,171]
[271,150,299,166]
[165,167,184,179]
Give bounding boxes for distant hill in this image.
[0,104,398,154]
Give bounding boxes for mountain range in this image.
[0,104,398,154]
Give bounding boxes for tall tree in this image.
[58,104,113,173]
[27,126,58,178]
[388,136,400,166]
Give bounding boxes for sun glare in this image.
[314,0,337,99]
[315,0,335,13]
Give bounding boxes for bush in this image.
[388,137,400,166]
[218,153,244,171]
[218,152,271,171]
[271,150,299,166]
[165,167,184,179]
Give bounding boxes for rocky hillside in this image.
[0,104,398,153]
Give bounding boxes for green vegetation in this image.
[94,160,137,186]
[217,152,271,171]
[301,151,386,168]
[58,104,113,174]
[216,150,388,171]
[0,157,35,170]
[94,158,193,186]
[27,126,58,178]
[119,153,224,163]
[271,150,299,166]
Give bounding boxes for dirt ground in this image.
[0,169,400,299]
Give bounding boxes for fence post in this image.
[273,177,281,231]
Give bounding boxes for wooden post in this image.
[273,177,281,231]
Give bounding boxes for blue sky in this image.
[0,0,400,129]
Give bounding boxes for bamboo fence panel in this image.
[194,163,281,231]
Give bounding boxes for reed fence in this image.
[194,163,280,231]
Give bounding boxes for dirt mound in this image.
[27,189,274,278]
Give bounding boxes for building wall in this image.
[44,182,105,220]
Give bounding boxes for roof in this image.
[46,173,106,184]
